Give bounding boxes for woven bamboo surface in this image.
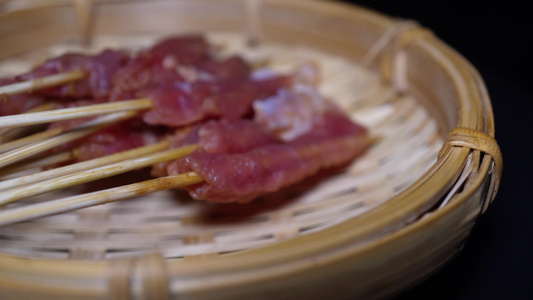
[0,0,501,299]
[0,32,441,259]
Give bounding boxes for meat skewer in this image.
[0,87,369,223]
[0,68,297,163]
[0,48,130,141]
[160,87,369,203]
[0,34,302,131]
[0,34,371,228]
[0,36,249,103]
[0,70,290,129]
[0,111,368,225]
[0,35,220,144]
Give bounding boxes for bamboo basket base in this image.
[0,32,443,260]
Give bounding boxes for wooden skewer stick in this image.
[0,102,58,137]
[0,70,85,96]
[0,99,152,152]
[0,141,170,191]
[0,172,203,227]
[0,144,197,206]
[0,111,136,169]
[0,98,153,129]
[0,127,64,154]
[0,148,80,179]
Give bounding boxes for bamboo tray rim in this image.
[0,0,501,298]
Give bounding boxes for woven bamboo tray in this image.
[0,0,501,299]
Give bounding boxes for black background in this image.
[339,1,533,299]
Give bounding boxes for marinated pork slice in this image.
[173,135,368,203]
[110,36,250,101]
[138,75,291,127]
[47,99,161,162]
[74,122,160,162]
[147,35,210,64]
[163,88,368,203]
[150,120,278,177]
[18,50,130,99]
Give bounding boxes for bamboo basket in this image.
[0,0,502,299]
